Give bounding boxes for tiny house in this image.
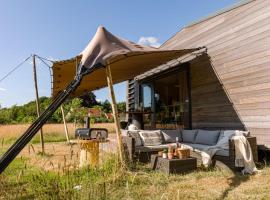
[126,0,270,148]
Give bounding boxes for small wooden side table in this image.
[77,139,108,168]
[151,155,197,174]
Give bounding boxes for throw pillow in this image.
[162,129,181,143]
[194,129,220,146]
[128,130,142,147]
[216,130,236,146]
[181,129,198,143]
[139,130,163,146]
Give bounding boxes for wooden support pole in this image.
[32,54,45,154]
[105,65,125,165]
[60,105,70,143]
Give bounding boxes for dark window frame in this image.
[138,62,192,129]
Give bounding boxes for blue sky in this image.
[0,0,238,108]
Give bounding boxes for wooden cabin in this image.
[126,0,270,148]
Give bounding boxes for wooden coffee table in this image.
[151,155,197,174]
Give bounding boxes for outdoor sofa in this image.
[122,129,258,170]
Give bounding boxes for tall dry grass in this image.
[0,123,115,143]
[0,152,269,200]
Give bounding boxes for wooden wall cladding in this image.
[189,54,244,130]
[163,0,270,146]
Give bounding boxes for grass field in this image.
[0,123,115,144]
[0,153,269,200]
[0,123,270,199]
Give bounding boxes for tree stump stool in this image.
[78,139,108,168]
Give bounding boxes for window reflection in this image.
[141,84,152,111]
[139,69,190,129]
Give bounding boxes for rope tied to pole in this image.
[0,55,32,83]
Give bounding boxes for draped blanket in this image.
[201,130,259,174]
[233,135,259,174]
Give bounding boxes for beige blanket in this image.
[201,131,258,174]
[233,135,258,174]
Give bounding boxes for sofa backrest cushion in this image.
[218,130,249,142]
[127,130,143,147]
[216,130,236,146]
[139,130,163,146]
[161,129,182,143]
[181,129,198,143]
[195,129,220,146]
[218,130,235,141]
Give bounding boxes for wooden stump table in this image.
[78,139,108,168]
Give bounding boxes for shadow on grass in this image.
[218,171,250,200]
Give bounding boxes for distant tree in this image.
[80,91,99,108]
[101,100,112,113]
[117,102,126,113]
[0,96,125,125]
[64,98,88,125]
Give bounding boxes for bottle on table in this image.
[176,137,181,148]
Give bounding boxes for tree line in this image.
[0,92,126,124]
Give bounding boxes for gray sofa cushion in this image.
[135,143,179,152]
[139,130,163,146]
[218,130,235,141]
[215,149,229,157]
[135,142,229,157]
[184,143,210,151]
[182,143,229,157]
[162,129,181,143]
[127,130,143,147]
[195,129,220,145]
[182,129,198,143]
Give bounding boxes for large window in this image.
[139,68,190,129]
[140,84,152,111]
[140,84,153,128]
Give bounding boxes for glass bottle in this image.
[176,137,180,148]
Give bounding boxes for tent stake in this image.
[60,104,70,143]
[32,54,45,154]
[105,65,125,165]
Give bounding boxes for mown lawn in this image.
[0,153,270,200]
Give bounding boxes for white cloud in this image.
[138,36,161,48]
[96,98,102,103]
[0,87,6,92]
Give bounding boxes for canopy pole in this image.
[60,105,70,143]
[32,54,45,154]
[105,65,125,165]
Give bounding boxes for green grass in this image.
[0,154,122,199]
[1,154,270,200]
[30,132,74,144]
[0,132,74,145]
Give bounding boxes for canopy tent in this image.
[52,26,199,97]
[0,26,202,173]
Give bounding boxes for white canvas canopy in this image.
[52,26,199,97]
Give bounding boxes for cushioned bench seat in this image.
[135,142,229,157]
[122,129,257,169]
